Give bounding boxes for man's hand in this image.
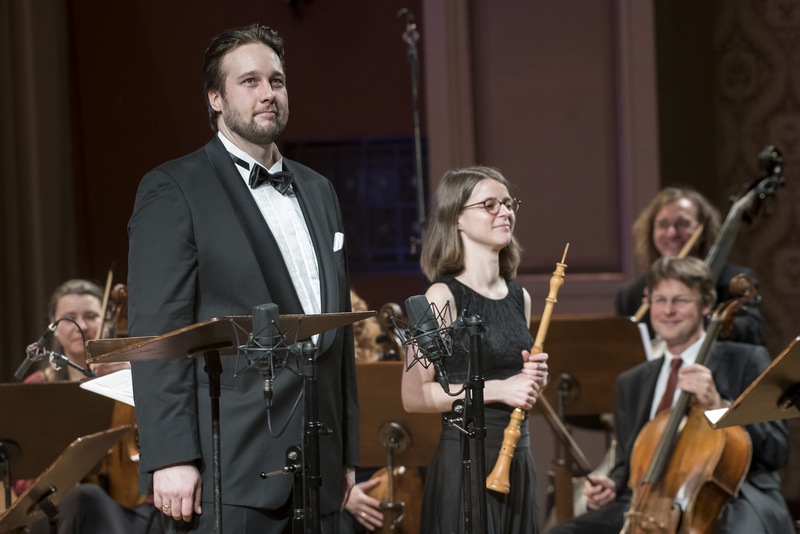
[583,474,616,510]
[678,364,726,408]
[345,478,385,531]
[153,464,202,523]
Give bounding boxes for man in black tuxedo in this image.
[615,187,765,345]
[127,24,357,532]
[551,257,794,534]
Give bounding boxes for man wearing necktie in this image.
[550,257,794,534]
[127,24,357,533]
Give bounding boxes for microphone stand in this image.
[398,8,426,249]
[442,314,487,534]
[54,351,96,378]
[259,341,323,534]
[466,315,488,534]
[15,349,95,381]
[301,341,322,534]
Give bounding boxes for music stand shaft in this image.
[203,350,223,534]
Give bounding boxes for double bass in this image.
[621,280,757,533]
[621,147,784,533]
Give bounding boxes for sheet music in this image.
[80,368,135,406]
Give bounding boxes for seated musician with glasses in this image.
[549,257,793,534]
[10,279,157,534]
[615,187,765,346]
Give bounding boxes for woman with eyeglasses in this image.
[401,166,548,533]
[12,279,158,533]
[615,186,765,346]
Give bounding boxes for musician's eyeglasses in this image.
[654,218,696,232]
[649,295,702,309]
[462,197,521,215]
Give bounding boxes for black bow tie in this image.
[231,155,294,195]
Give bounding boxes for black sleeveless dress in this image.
[419,276,539,533]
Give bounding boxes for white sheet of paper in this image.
[80,368,135,406]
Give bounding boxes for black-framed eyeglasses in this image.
[462,197,521,214]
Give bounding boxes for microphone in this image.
[397,8,420,46]
[405,295,451,393]
[16,323,57,381]
[251,303,283,405]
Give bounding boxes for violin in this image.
[621,278,758,534]
[96,273,144,509]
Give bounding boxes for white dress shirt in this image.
[649,333,706,420]
[218,132,321,317]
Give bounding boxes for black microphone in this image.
[252,303,282,405]
[15,323,57,381]
[405,295,451,393]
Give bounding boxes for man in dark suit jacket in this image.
[128,24,357,533]
[551,257,794,534]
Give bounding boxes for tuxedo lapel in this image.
[203,138,303,314]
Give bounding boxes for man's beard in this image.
[222,106,287,145]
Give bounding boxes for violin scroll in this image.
[107,283,129,338]
[377,303,405,361]
[716,274,759,340]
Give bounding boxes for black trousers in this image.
[28,484,157,534]
[159,502,343,534]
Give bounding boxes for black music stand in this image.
[0,382,117,484]
[706,336,800,429]
[85,311,373,534]
[85,312,373,364]
[0,426,130,533]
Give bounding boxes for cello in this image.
[621,278,757,534]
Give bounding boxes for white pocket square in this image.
[333,232,344,252]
